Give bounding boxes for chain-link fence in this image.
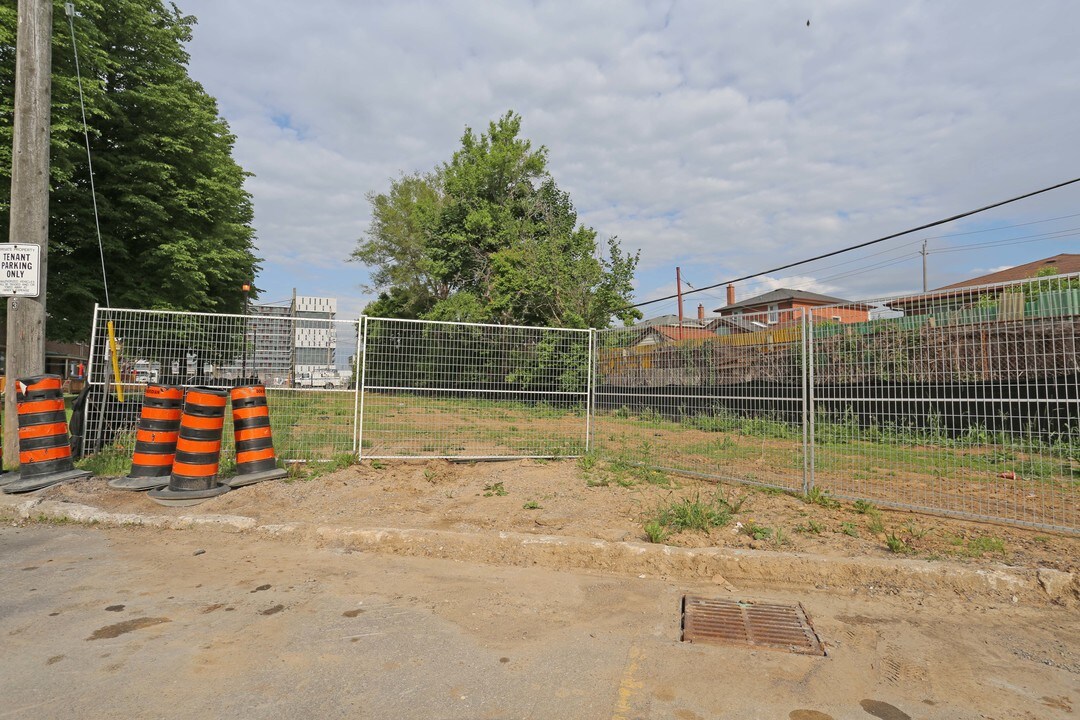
[82,307,359,464]
[358,317,591,459]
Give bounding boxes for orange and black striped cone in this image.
[3,375,92,494]
[224,384,287,487]
[148,387,230,506]
[109,385,184,491]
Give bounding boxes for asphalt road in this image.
[1,523,1075,719]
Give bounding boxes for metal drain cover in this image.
[681,596,825,656]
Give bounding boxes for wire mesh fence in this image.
[358,317,591,458]
[591,311,808,494]
[76,271,1078,533]
[82,307,359,465]
[808,273,1079,532]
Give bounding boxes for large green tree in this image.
[0,0,259,341]
[355,111,640,329]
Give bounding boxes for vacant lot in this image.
[47,457,1079,579]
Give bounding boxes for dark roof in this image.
[713,288,854,313]
[937,254,1080,290]
[640,326,717,342]
[705,316,766,333]
[630,314,705,329]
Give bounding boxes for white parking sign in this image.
[0,243,40,297]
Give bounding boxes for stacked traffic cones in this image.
[2,375,92,494]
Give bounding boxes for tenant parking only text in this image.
[0,243,40,297]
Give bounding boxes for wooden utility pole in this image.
[4,0,53,467]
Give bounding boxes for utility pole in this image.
[4,0,53,467]
[921,239,928,293]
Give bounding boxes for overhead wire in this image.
[627,176,1080,310]
[65,2,110,307]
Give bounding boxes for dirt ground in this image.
[41,457,1079,576]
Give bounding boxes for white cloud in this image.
[176,0,1080,312]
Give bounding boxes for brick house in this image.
[712,286,870,326]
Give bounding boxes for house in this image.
[713,286,870,325]
[888,253,1080,316]
[632,325,718,347]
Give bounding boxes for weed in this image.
[644,519,670,544]
[840,522,859,537]
[804,486,841,509]
[75,439,134,477]
[773,527,788,545]
[657,492,733,533]
[370,459,386,470]
[852,499,876,514]
[903,522,930,540]
[522,500,542,510]
[966,536,1006,558]
[1032,535,1050,544]
[423,468,439,483]
[577,451,599,472]
[585,475,610,488]
[885,533,909,553]
[795,519,823,534]
[741,521,773,541]
[866,514,886,534]
[483,482,508,497]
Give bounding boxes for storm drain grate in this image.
[680,596,825,656]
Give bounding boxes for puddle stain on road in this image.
[105,605,125,612]
[790,711,834,720]
[261,605,284,616]
[860,699,910,720]
[87,617,170,641]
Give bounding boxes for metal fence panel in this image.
[358,317,590,459]
[83,307,359,463]
[78,273,1078,534]
[809,273,1079,532]
[591,310,808,493]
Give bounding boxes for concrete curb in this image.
[2,494,1076,607]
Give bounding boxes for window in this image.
[832,315,842,323]
[768,303,779,324]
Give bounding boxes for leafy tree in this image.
[354,111,640,329]
[0,0,259,341]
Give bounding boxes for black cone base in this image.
[2,468,93,494]
[147,483,230,507]
[108,475,171,491]
[223,467,288,488]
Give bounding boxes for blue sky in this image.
[176,0,1080,322]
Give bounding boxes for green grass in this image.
[483,481,508,497]
[642,491,740,540]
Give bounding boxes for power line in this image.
[627,176,1080,310]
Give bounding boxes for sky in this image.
[174,0,1080,323]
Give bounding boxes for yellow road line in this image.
[611,644,645,720]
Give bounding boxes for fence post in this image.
[91,307,115,456]
[79,303,101,456]
[805,310,816,496]
[586,328,595,453]
[355,315,368,459]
